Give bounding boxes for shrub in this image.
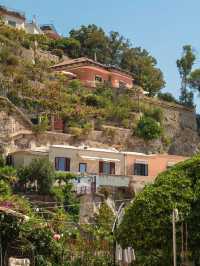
[0,155,5,167]
[135,115,162,140]
[94,202,115,232]
[25,159,55,195]
[85,94,102,107]
[82,122,92,135]
[107,106,130,123]
[63,183,79,219]
[121,118,130,128]
[32,116,49,134]
[51,187,64,203]
[55,171,77,186]
[21,39,31,49]
[145,107,163,123]
[68,127,83,139]
[6,55,19,66]
[94,117,104,130]
[162,135,172,147]
[102,127,116,142]
[0,180,11,196]
[0,46,19,65]
[0,166,17,184]
[68,80,83,93]
[157,92,178,104]
[52,48,64,59]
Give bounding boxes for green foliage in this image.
[157,92,178,104]
[20,159,55,195]
[68,127,84,139]
[51,187,64,204]
[95,202,115,232]
[117,155,200,265]
[63,183,80,219]
[0,180,11,196]
[52,48,64,59]
[144,107,163,123]
[0,166,17,184]
[0,24,167,133]
[135,115,162,140]
[189,68,200,93]
[55,171,77,185]
[121,47,165,96]
[0,47,19,66]
[32,115,49,134]
[69,24,165,95]
[0,155,5,167]
[177,45,196,107]
[102,127,116,142]
[84,94,104,108]
[48,37,81,58]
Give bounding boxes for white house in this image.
[0,5,25,30]
[25,20,43,35]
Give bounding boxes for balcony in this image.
[71,173,130,195]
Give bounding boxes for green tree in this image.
[135,115,162,140]
[189,68,200,93]
[157,92,178,104]
[63,183,79,219]
[95,202,115,232]
[70,24,110,62]
[117,155,200,265]
[177,45,196,107]
[69,25,165,95]
[121,47,165,96]
[25,159,55,195]
[49,37,81,58]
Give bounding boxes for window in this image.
[8,20,17,27]
[79,163,87,173]
[55,157,70,171]
[95,75,103,83]
[119,81,127,89]
[6,155,13,166]
[99,161,115,175]
[134,163,148,176]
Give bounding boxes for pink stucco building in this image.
[10,144,188,193]
[51,57,134,89]
[123,152,187,192]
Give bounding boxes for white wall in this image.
[25,23,43,35]
[49,146,125,175]
[3,14,25,30]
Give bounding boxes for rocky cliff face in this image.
[81,103,200,156]
[1,95,199,156]
[164,107,199,155]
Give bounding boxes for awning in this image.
[79,155,120,162]
[167,161,175,167]
[58,70,77,77]
[135,159,148,164]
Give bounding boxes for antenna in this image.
[33,15,36,24]
[94,52,97,62]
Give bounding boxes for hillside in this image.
[0,22,199,156]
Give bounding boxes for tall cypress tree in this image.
[177,45,196,107]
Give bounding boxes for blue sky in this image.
[1,0,200,109]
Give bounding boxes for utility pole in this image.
[172,209,179,266]
[112,202,125,266]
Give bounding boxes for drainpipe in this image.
[124,153,127,176]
